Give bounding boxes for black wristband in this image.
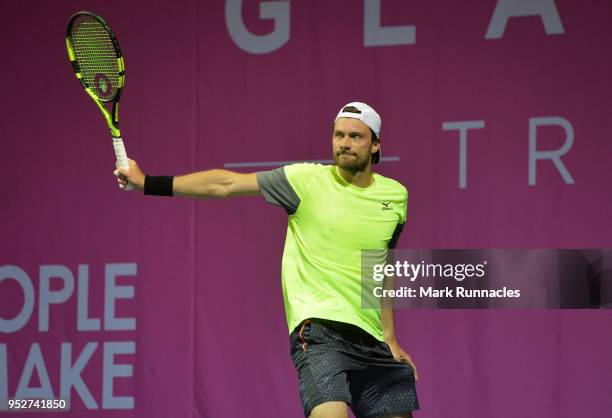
[144,175,174,196]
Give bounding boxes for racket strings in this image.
[70,15,120,101]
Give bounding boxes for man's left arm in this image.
[381,212,419,380]
[380,286,419,381]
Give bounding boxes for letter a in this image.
[485,0,564,39]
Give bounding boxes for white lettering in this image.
[529,116,575,185]
[39,265,74,332]
[77,265,101,331]
[372,264,385,281]
[61,343,98,409]
[102,342,135,409]
[225,0,290,54]
[486,0,564,39]
[104,264,137,331]
[0,345,6,402]
[15,343,54,399]
[442,121,486,188]
[0,266,34,333]
[364,0,415,47]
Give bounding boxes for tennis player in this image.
[115,102,419,418]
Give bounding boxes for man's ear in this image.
[371,140,381,153]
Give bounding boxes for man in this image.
[115,102,419,418]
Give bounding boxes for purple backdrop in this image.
[1,1,611,417]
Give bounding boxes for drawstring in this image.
[299,320,311,352]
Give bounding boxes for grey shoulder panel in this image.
[256,167,301,215]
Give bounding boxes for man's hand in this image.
[114,159,145,191]
[387,340,419,382]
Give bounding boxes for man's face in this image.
[332,118,380,172]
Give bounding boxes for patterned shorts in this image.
[290,318,419,418]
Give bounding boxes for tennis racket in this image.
[65,11,133,189]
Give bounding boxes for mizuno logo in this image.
[381,202,393,211]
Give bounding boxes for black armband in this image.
[144,175,174,196]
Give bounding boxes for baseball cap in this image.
[334,102,381,164]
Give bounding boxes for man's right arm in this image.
[115,159,261,198]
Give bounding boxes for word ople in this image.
[0,263,138,410]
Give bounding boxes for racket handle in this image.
[113,137,134,191]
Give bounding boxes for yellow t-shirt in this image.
[257,163,408,341]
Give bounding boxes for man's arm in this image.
[115,159,261,198]
[381,272,419,381]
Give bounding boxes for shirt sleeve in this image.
[256,167,301,215]
[256,163,319,214]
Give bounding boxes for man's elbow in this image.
[226,173,260,197]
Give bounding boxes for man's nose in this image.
[339,135,351,147]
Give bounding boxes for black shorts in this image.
[290,318,419,418]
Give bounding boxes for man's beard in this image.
[334,151,370,172]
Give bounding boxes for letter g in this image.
[225,0,290,54]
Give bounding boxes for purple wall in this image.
[1,1,611,417]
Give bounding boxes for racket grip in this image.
[113,137,134,190]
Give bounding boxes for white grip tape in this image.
[113,137,134,190]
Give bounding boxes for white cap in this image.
[334,102,381,137]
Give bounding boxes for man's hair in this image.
[371,129,379,143]
[342,105,362,114]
